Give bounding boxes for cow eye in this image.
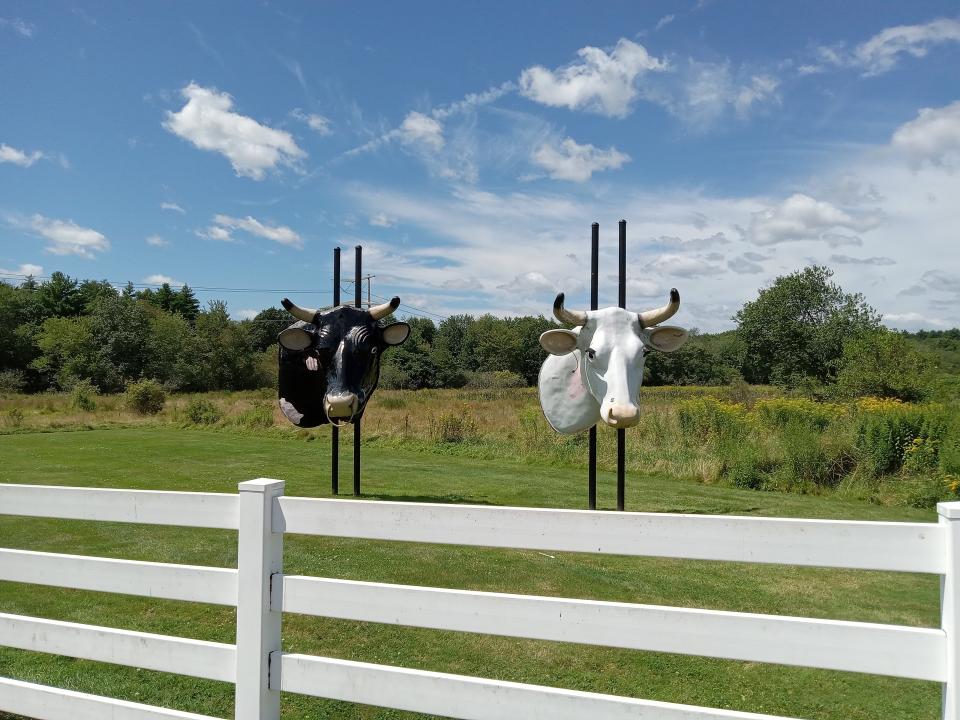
[370,346,378,356]
[587,348,596,361]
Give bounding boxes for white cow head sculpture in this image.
[537,289,689,434]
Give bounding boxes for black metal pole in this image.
[331,247,340,495]
[588,222,598,511]
[617,220,627,512]
[354,245,362,497]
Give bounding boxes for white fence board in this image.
[274,653,799,720]
[274,497,944,573]
[279,576,945,681]
[0,483,238,529]
[0,549,237,606]
[0,677,222,720]
[0,613,235,682]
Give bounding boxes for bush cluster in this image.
[125,380,166,415]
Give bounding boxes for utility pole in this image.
[339,275,375,307]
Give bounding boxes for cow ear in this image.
[646,325,689,353]
[540,329,578,356]
[382,322,410,346]
[278,327,313,351]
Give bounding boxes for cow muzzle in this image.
[602,403,640,428]
[324,392,359,425]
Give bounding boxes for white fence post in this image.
[235,479,285,720]
[940,501,960,720]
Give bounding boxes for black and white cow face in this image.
[277,297,410,428]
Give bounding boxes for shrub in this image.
[677,398,753,441]
[464,371,526,390]
[754,398,841,432]
[5,407,24,428]
[430,410,478,443]
[185,398,221,425]
[0,370,27,394]
[853,401,948,476]
[236,402,274,429]
[837,330,935,402]
[70,380,98,412]
[125,379,166,415]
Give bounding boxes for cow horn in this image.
[553,292,587,326]
[369,296,400,321]
[281,297,317,323]
[638,288,680,328]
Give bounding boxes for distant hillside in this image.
[902,329,960,374]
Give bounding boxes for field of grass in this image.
[0,425,946,719]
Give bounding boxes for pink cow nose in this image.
[605,403,640,428]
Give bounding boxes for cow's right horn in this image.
[637,288,680,328]
[369,296,401,321]
[281,298,317,323]
[553,293,587,326]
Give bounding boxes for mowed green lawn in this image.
[0,427,945,719]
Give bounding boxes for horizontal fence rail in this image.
[0,677,224,720]
[0,613,236,682]
[275,497,945,573]
[0,483,239,529]
[0,549,238,606]
[273,653,800,720]
[278,576,946,681]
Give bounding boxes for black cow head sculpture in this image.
[277,296,410,428]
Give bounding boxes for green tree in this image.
[78,279,117,313]
[836,329,935,401]
[170,284,200,322]
[248,307,292,352]
[733,265,880,385]
[379,317,438,389]
[35,271,82,319]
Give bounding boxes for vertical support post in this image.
[940,501,960,719]
[235,479,285,720]
[331,248,341,495]
[588,222,598,511]
[617,219,627,512]
[354,245,362,497]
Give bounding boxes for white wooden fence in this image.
[0,479,957,720]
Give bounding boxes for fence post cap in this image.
[937,502,960,519]
[239,478,285,494]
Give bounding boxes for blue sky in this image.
[1,1,959,330]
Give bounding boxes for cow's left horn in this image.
[637,288,680,328]
[281,297,317,323]
[369,296,400,321]
[553,292,587,326]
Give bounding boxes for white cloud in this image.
[891,100,960,168]
[519,38,665,117]
[745,193,881,246]
[649,253,725,278]
[498,271,557,295]
[0,17,35,38]
[163,83,306,180]
[531,137,630,182]
[13,214,110,258]
[854,18,960,76]
[0,143,44,167]
[211,214,302,248]
[291,108,333,136]
[144,274,184,287]
[830,254,896,266]
[655,14,675,31]
[400,112,444,151]
[160,202,185,214]
[0,263,43,279]
[656,61,781,129]
[197,225,234,242]
[369,212,394,228]
[733,75,779,117]
[233,309,259,321]
[821,232,863,248]
[882,311,948,329]
[146,234,169,247]
[728,256,763,274]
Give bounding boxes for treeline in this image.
[0,267,955,399]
